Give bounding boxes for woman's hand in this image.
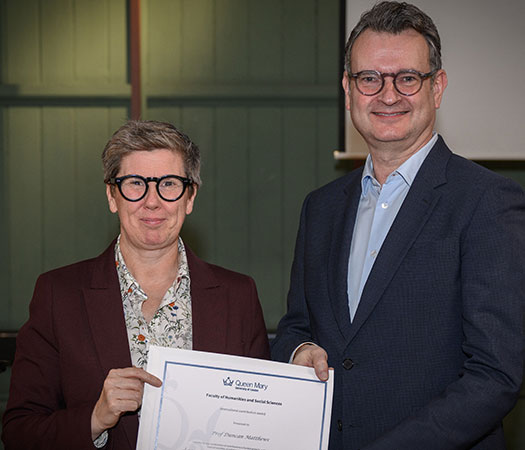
[91,367,162,440]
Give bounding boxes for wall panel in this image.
[6,107,43,325]
[41,0,74,84]
[147,106,182,127]
[282,107,318,297]
[283,0,317,82]
[0,107,8,330]
[214,107,250,272]
[181,0,215,83]
[147,0,183,84]
[75,1,111,81]
[247,0,282,82]
[42,107,76,269]
[317,0,340,84]
[107,0,128,85]
[2,106,124,329]
[316,105,341,186]
[179,107,216,259]
[4,0,41,85]
[75,108,122,258]
[215,0,248,82]
[247,107,283,327]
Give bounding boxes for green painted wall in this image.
[0,0,523,448]
[0,0,343,332]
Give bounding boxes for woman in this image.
[2,120,270,450]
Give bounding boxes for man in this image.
[271,2,525,449]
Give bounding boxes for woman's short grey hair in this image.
[102,120,201,194]
[344,1,442,74]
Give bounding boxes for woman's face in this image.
[106,149,196,254]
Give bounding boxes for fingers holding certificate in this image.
[137,346,334,450]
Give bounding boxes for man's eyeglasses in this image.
[108,174,193,202]
[350,69,437,96]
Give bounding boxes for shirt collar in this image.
[114,235,190,299]
[361,158,379,196]
[361,132,438,195]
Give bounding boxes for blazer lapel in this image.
[186,245,228,353]
[83,241,137,449]
[328,171,363,344]
[83,242,132,372]
[348,139,451,343]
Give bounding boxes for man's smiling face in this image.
[343,28,446,155]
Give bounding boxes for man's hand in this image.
[292,343,330,381]
[91,367,162,440]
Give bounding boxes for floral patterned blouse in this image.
[115,236,193,369]
[94,237,194,448]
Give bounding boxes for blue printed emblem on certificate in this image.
[137,347,334,450]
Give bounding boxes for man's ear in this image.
[432,69,448,109]
[342,72,351,111]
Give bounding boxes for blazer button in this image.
[342,358,354,370]
[337,420,343,431]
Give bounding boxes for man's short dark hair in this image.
[345,1,442,73]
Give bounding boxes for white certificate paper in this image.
[137,346,334,450]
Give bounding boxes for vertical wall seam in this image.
[315,107,319,187]
[73,107,78,255]
[5,108,12,323]
[1,0,8,83]
[314,0,320,85]
[141,0,147,94]
[280,0,284,82]
[179,0,184,82]
[212,0,217,83]
[246,0,251,82]
[69,0,74,81]
[37,0,43,84]
[244,0,249,80]
[39,106,44,272]
[72,0,77,81]
[280,106,285,316]
[106,0,111,83]
[246,106,251,274]
[212,105,217,260]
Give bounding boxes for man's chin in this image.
[355,123,408,145]
[370,133,408,145]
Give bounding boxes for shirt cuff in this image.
[93,430,108,448]
[290,342,318,363]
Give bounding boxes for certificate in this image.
[137,346,334,450]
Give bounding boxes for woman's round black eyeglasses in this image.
[108,174,193,202]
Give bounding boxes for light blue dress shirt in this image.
[347,133,438,321]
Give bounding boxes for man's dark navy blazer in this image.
[272,136,525,449]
